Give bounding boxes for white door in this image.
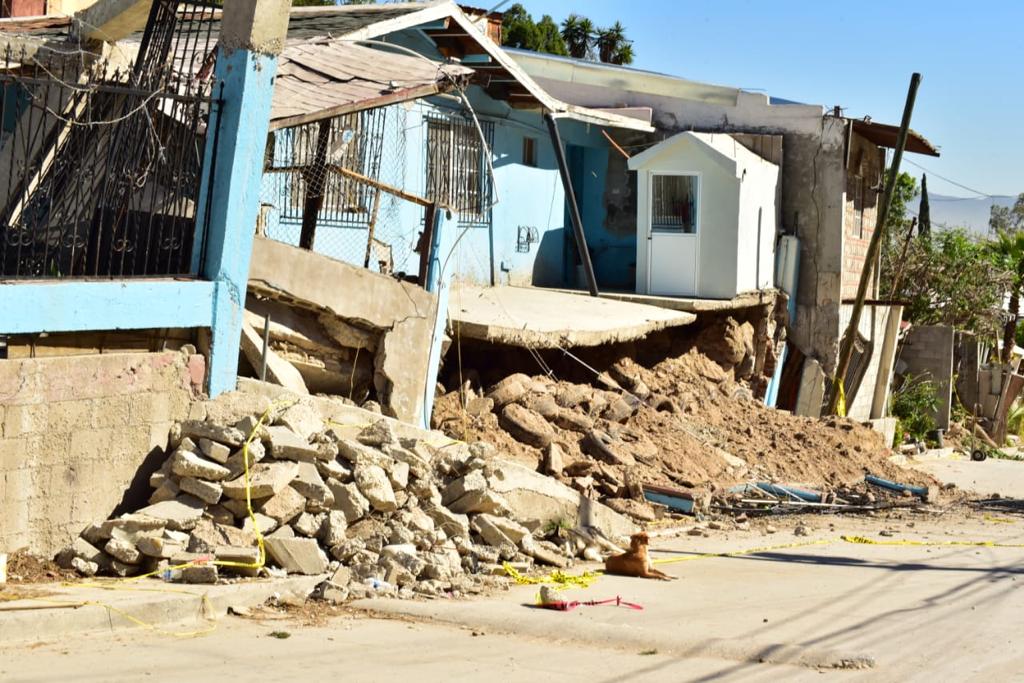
[647,173,699,296]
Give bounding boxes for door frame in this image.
[645,170,701,296]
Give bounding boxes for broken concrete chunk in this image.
[580,429,635,467]
[316,458,352,483]
[499,403,555,449]
[205,504,235,526]
[357,419,397,448]
[487,373,531,408]
[292,512,324,537]
[178,477,223,505]
[336,438,392,469]
[264,537,328,575]
[542,443,564,476]
[447,489,513,517]
[441,470,487,506]
[188,519,256,553]
[424,504,470,538]
[268,425,331,462]
[329,480,371,523]
[241,513,279,536]
[170,448,232,482]
[149,479,181,505]
[182,564,218,584]
[290,461,331,505]
[55,538,104,569]
[276,403,324,441]
[180,420,247,448]
[214,546,260,576]
[222,461,299,500]
[100,514,165,539]
[259,485,308,525]
[71,557,100,577]
[354,464,398,513]
[318,510,348,547]
[472,514,530,547]
[235,415,270,442]
[199,438,232,464]
[104,537,141,565]
[136,536,184,559]
[389,461,410,491]
[136,496,206,532]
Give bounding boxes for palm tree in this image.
[989,229,1024,363]
[561,14,594,59]
[596,22,627,63]
[610,42,634,65]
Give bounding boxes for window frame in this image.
[649,171,700,235]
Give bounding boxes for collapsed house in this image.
[0,0,945,569]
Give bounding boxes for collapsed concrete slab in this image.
[486,460,636,541]
[449,284,696,349]
[247,236,436,425]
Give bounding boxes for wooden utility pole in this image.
[828,73,921,415]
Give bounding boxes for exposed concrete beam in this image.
[75,0,153,43]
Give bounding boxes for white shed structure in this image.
[628,132,779,299]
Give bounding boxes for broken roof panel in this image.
[271,41,471,129]
[850,119,940,157]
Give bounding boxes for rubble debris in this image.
[55,397,633,601]
[433,347,936,523]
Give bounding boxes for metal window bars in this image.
[0,0,220,279]
[425,113,493,227]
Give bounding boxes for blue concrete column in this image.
[422,206,453,429]
[193,0,290,396]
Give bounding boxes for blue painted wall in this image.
[259,82,630,290]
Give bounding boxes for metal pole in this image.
[828,73,921,415]
[545,112,599,297]
[260,312,271,382]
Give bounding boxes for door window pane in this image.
[652,175,697,233]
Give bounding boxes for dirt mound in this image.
[433,347,929,519]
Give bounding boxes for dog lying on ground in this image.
[604,532,676,580]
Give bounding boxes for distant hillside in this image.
[912,193,1016,235]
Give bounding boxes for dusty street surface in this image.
[910,455,1024,498]
[4,510,1022,682]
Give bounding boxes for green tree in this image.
[882,227,1010,339]
[535,15,568,55]
[990,193,1024,234]
[918,173,931,238]
[501,3,541,50]
[988,230,1024,363]
[886,170,918,232]
[596,21,634,65]
[561,14,595,59]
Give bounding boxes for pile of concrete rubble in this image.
[55,399,629,600]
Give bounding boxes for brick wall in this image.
[841,132,885,301]
[0,351,204,556]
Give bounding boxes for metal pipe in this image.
[544,112,599,297]
[260,312,271,382]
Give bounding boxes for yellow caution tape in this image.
[840,535,1024,549]
[836,378,846,418]
[983,515,1016,524]
[502,562,600,590]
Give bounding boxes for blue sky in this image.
[510,0,1023,198]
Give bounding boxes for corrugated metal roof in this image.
[271,41,471,128]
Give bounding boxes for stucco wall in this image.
[782,122,848,374]
[899,325,955,431]
[0,350,203,556]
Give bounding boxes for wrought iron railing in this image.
[0,0,220,279]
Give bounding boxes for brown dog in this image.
[604,532,676,580]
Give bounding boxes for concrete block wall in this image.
[840,303,892,421]
[0,351,204,555]
[899,325,955,430]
